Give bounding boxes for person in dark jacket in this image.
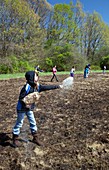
[84,64,91,78]
[12,70,62,148]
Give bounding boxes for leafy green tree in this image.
[46,3,80,45]
[80,12,107,62]
[26,0,52,28]
[44,3,84,70]
[1,0,109,73]
[0,0,44,73]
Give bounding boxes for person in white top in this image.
[103,66,106,74]
[70,66,75,77]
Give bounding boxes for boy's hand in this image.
[59,85,63,88]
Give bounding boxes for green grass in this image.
[0,73,25,80]
[0,72,70,80]
[0,70,108,80]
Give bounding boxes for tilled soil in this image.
[0,73,109,170]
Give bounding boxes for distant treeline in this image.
[0,0,109,73]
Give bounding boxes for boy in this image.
[12,70,62,148]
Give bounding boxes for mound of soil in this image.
[0,73,109,170]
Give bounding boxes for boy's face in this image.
[34,73,39,84]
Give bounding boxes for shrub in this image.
[91,65,101,70]
[0,55,34,74]
[0,65,9,74]
[100,55,109,70]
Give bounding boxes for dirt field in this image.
[0,73,109,170]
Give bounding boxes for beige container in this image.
[22,92,40,108]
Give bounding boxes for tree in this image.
[80,12,107,62]
[0,0,44,73]
[46,3,80,45]
[26,0,52,28]
[44,2,87,70]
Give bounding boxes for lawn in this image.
[0,70,107,80]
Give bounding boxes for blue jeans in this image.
[13,110,37,135]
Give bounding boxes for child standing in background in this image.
[51,65,58,82]
[70,66,75,77]
[84,65,89,78]
[103,66,106,74]
[84,64,91,78]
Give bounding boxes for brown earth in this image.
[0,73,109,170]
